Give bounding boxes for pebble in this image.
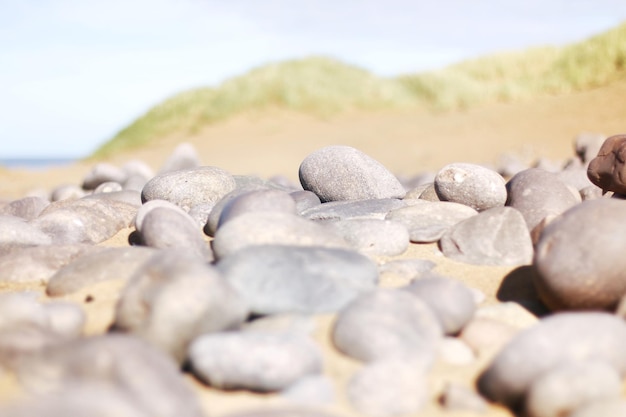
[217,245,378,315]
[533,198,626,310]
[346,359,427,417]
[290,190,321,213]
[188,331,322,392]
[474,301,539,329]
[440,383,488,413]
[141,166,236,210]
[211,212,348,260]
[525,360,622,417]
[377,259,436,281]
[281,375,335,405]
[16,334,205,417]
[0,293,50,331]
[437,337,475,365]
[50,184,85,201]
[0,196,49,220]
[32,198,136,244]
[46,247,156,296]
[416,183,441,201]
[298,145,406,202]
[0,325,67,369]
[386,201,477,242]
[477,311,626,408]
[570,399,626,417]
[403,275,476,335]
[206,187,271,237]
[218,189,298,229]
[82,162,128,190]
[332,289,442,364]
[0,244,97,283]
[41,301,85,338]
[556,168,594,192]
[134,199,196,231]
[138,207,211,260]
[459,317,520,356]
[439,206,533,266]
[187,202,216,229]
[434,162,507,211]
[575,132,606,163]
[158,142,202,173]
[113,250,248,363]
[326,218,409,256]
[93,181,123,194]
[121,159,154,182]
[587,134,626,193]
[85,189,143,207]
[505,168,579,232]
[0,215,52,247]
[301,198,406,221]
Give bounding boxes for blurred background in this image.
[2,0,626,163]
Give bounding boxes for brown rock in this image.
[587,134,626,194]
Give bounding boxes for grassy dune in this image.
[93,22,626,158]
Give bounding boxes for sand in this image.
[0,80,624,416]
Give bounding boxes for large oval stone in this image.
[299,146,405,202]
[533,199,626,310]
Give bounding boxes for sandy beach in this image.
[1,79,625,417]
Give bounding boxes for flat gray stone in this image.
[327,219,409,256]
[217,245,378,315]
[189,332,322,392]
[332,289,442,364]
[299,146,406,202]
[211,212,348,260]
[439,206,533,266]
[113,250,248,363]
[434,163,507,211]
[302,198,406,221]
[141,166,236,210]
[16,334,204,417]
[533,198,626,310]
[46,247,156,296]
[386,201,477,243]
[478,312,626,409]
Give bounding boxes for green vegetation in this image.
[93,22,626,158]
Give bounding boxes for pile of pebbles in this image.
[1,133,626,417]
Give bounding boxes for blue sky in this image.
[2,0,626,158]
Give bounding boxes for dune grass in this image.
[92,22,626,158]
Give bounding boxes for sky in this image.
[2,0,626,158]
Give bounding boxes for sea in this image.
[0,158,77,170]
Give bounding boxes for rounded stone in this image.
[93,181,123,194]
[299,146,406,202]
[477,311,626,408]
[141,166,236,210]
[139,207,211,260]
[386,200,477,243]
[290,190,321,213]
[533,199,626,310]
[206,187,272,237]
[0,215,52,247]
[506,168,579,232]
[134,199,196,232]
[211,212,348,260]
[42,301,86,338]
[158,142,202,173]
[218,189,298,229]
[327,218,409,256]
[189,332,322,392]
[525,360,622,417]
[434,163,507,211]
[82,163,128,190]
[113,250,248,363]
[217,245,378,315]
[347,359,427,417]
[570,399,626,417]
[587,134,626,194]
[403,275,476,335]
[439,206,533,266]
[332,289,443,364]
[50,184,85,202]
